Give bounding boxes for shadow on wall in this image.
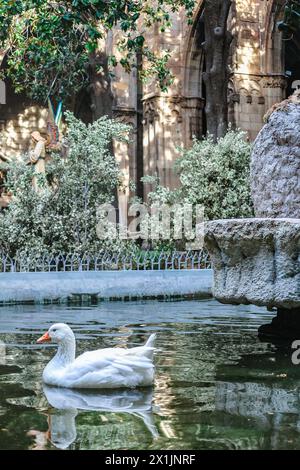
[0,78,48,160]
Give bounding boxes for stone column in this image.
[261,75,287,116]
[142,96,160,198]
[112,107,137,228]
[142,94,205,199]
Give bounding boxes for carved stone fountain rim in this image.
[204,217,300,311]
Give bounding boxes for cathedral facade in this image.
[0,0,298,208]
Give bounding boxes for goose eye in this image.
[52,329,57,332]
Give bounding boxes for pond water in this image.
[0,298,299,450]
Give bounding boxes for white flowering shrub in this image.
[175,129,254,220]
[140,130,254,250]
[144,129,254,221]
[0,113,133,256]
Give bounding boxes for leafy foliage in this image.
[0,0,195,101]
[0,113,133,256]
[144,129,254,221]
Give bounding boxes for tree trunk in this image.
[203,0,233,141]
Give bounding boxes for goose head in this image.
[37,323,76,370]
[37,323,75,344]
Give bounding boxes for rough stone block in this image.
[205,218,300,310]
[251,100,300,218]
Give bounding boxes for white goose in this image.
[37,323,156,389]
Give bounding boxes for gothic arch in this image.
[182,1,206,140]
[183,1,205,98]
[263,0,285,75]
[264,0,300,98]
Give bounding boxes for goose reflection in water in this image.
[43,385,159,450]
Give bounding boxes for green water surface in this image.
[0,299,299,450]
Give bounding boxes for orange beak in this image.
[37,331,51,344]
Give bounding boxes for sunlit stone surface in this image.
[251,98,300,218]
[204,95,300,337]
[205,218,300,310]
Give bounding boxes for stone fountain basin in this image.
[205,218,300,310]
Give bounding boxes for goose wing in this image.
[61,347,154,389]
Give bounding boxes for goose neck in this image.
[55,338,76,366]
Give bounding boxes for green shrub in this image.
[0,113,132,256]
[175,129,254,220]
[144,129,254,221]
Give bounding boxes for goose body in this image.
[37,323,156,389]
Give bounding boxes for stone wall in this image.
[0,1,292,200]
[141,0,288,195]
[0,269,212,304]
[230,0,286,140]
[0,79,48,160]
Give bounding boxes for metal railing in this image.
[0,250,211,273]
